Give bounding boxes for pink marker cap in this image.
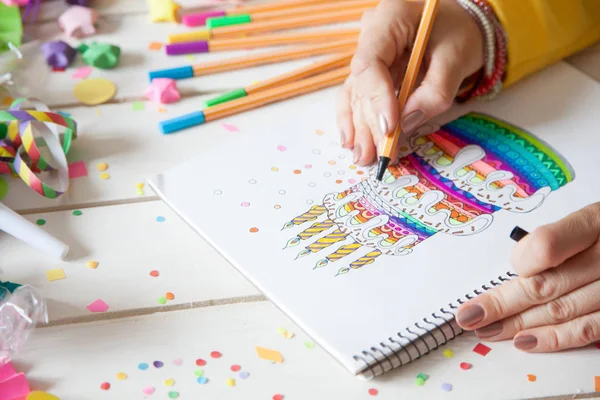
[182,10,226,27]
[165,41,209,55]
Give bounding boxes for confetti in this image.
[72,66,92,79]
[68,161,88,178]
[328,160,336,165]
[315,129,324,135]
[36,219,46,226]
[595,376,600,392]
[357,170,364,175]
[196,377,208,384]
[293,169,301,174]
[150,270,160,277]
[305,164,312,169]
[273,395,284,400]
[459,362,471,370]
[196,359,206,366]
[86,299,109,312]
[238,371,249,379]
[157,107,167,113]
[249,227,259,233]
[157,296,167,305]
[241,202,250,207]
[96,162,108,171]
[304,341,315,349]
[271,167,279,172]
[116,372,127,381]
[73,78,116,106]
[46,268,66,282]
[87,260,99,269]
[100,382,110,391]
[230,365,241,372]
[210,351,222,358]
[348,179,357,184]
[173,359,183,366]
[153,361,163,368]
[165,292,175,300]
[100,173,110,180]
[156,216,166,222]
[256,346,283,363]
[226,378,235,387]
[142,386,155,395]
[277,328,294,339]
[221,123,239,132]
[368,388,378,396]
[349,165,357,169]
[527,374,536,382]
[335,180,342,184]
[132,101,145,111]
[473,343,491,356]
[52,67,66,72]
[136,183,144,189]
[168,392,179,399]
[164,378,175,387]
[148,42,163,51]
[185,55,195,61]
[441,383,453,392]
[194,369,204,377]
[443,349,454,358]
[415,373,428,386]
[277,145,286,151]
[274,205,281,209]
[138,363,149,371]
[0,177,7,201]
[73,210,83,216]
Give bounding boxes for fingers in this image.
[475,278,600,341]
[456,243,600,330]
[513,310,600,352]
[336,79,355,149]
[511,203,600,277]
[351,97,377,165]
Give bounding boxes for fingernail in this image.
[475,321,503,338]
[402,110,425,134]
[340,129,347,147]
[456,305,485,327]
[378,114,388,137]
[514,335,537,350]
[353,144,362,164]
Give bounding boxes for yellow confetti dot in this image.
[226,378,235,387]
[328,160,336,165]
[164,378,175,387]
[157,107,167,113]
[349,165,357,169]
[87,260,99,269]
[316,129,324,136]
[284,331,295,339]
[100,173,110,180]
[73,78,117,106]
[96,162,108,171]
[443,349,454,358]
[136,182,144,189]
[271,167,279,172]
[116,372,127,380]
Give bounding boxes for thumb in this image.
[400,52,463,135]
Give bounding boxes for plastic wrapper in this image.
[0,38,49,100]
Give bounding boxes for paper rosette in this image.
[0,97,77,198]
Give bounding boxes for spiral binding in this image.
[353,271,517,379]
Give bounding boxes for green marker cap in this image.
[204,88,247,108]
[206,14,252,29]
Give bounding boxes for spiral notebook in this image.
[148,62,600,379]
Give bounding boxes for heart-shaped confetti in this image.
[164,378,175,387]
[460,362,472,370]
[142,386,155,395]
[172,359,183,366]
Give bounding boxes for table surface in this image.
[3,1,600,399]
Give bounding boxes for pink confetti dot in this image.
[305,164,312,169]
[348,179,357,184]
[240,202,250,207]
[277,145,286,152]
[368,388,378,396]
[210,351,222,358]
[230,364,241,372]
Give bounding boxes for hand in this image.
[456,203,600,352]
[336,0,484,166]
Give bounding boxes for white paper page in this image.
[149,62,600,376]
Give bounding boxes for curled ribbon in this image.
[0,98,77,198]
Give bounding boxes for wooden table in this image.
[3,1,600,399]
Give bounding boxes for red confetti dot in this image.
[149,270,159,277]
[368,388,378,396]
[273,395,284,400]
[210,351,222,358]
[196,359,206,366]
[460,362,472,370]
[473,343,491,356]
[100,382,111,390]
[230,364,241,372]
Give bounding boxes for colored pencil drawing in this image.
[282,112,574,276]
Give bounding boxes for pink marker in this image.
[182,10,226,27]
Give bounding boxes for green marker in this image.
[206,14,252,29]
[204,88,248,108]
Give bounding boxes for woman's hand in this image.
[457,203,600,352]
[336,0,484,166]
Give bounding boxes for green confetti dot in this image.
[168,391,179,399]
[417,373,428,380]
[415,377,426,386]
[157,296,167,305]
[36,219,46,226]
[304,341,315,349]
[194,369,204,377]
[0,177,8,200]
[132,101,145,111]
[72,210,83,216]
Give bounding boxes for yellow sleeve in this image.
[486,0,600,86]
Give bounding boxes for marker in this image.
[510,226,529,242]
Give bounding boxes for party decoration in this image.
[58,5,98,38]
[79,42,121,69]
[147,0,181,23]
[145,78,180,104]
[0,3,22,52]
[73,78,116,105]
[40,41,76,69]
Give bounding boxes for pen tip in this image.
[375,157,390,181]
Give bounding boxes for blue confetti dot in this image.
[138,363,149,371]
[238,371,249,379]
[196,376,208,384]
[156,216,166,222]
[441,383,453,392]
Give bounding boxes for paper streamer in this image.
[0,97,77,198]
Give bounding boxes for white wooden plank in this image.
[14,301,600,399]
[0,200,259,322]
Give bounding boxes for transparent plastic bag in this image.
[0,38,49,99]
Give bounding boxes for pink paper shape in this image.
[58,5,98,38]
[68,161,88,179]
[0,363,17,383]
[221,123,239,132]
[72,66,93,79]
[87,299,109,313]
[0,373,30,400]
[145,78,181,104]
